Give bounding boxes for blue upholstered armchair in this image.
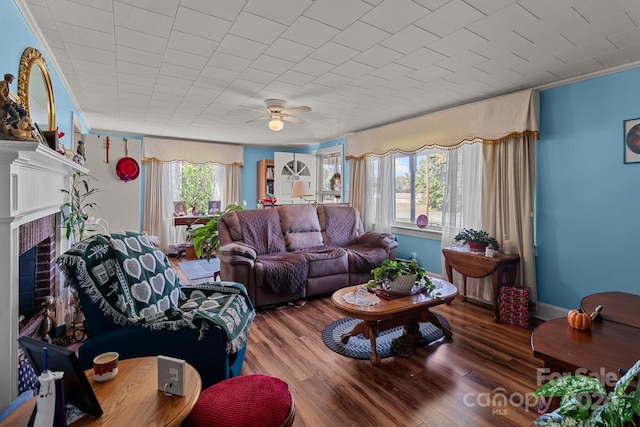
[57,231,255,388]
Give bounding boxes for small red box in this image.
[498,286,534,328]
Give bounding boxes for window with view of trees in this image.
[394,149,446,229]
[168,162,224,214]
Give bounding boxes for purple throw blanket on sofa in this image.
[237,209,306,295]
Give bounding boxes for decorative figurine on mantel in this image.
[1,73,36,141]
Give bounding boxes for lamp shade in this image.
[268,118,284,131]
[290,181,312,198]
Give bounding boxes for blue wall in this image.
[1,1,85,148]
[536,68,640,309]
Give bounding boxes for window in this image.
[314,145,343,202]
[167,162,224,214]
[393,148,446,230]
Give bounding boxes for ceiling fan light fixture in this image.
[269,118,284,132]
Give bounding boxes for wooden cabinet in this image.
[257,159,275,200]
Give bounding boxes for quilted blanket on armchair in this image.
[57,231,254,354]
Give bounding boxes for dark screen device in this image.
[18,336,103,418]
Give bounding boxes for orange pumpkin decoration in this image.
[567,309,592,330]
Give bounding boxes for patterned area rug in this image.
[322,313,449,360]
[178,258,220,281]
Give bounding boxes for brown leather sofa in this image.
[217,204,397,307]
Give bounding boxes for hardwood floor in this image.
[172,259,543,426]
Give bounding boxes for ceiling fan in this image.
[244,99,311,132]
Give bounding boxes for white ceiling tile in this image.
[369,62,413,79]
[332,21,390,51]
[228,12,287,45]
[549,58,607,79]
[237,68,279,84]
[159,62,201,80]
[56,23,115,51]
[217,34,268,60]
[411,0,450,10]
[436,50,487,72]
[64,43,115,65]
[277,70,317,86]
[310,42,359,65]
[179,0,242,22]
[116,46,162,68]
[251,55,295,74]
[291,57,336,76]
[313,73,353,88]
[467,3,538,40]
[303,0,372,30]
[379,25,439,54]
[427,29,487,57]
[516,8,586,44]
[167,31,219,57]
[208,52,252,72]
[463,0,519,15]
[117,61,159,78]
[173,6,232,41]
[517,0,582,19]
[114,2,174,38]
[244,0,312,25]
[414,0,485,38]
[48,0,113,33]
[554,39,617,65]
[281,16,340,48]
[331,61,375,78]
[163,48,209,70]
[349,74,388,89]
[382,76,421,90]
[116,0,179,17]
[609,27,640,49]
[264,39,314,62]
[115,27,167,54]
[360,0,430,33]
[353,45,403,68]
[562,13,637,46]
[395,48,447,69]
[594,43,640,69]
[406,65,451,83]
[471,32,532,59]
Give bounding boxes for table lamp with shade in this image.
[290,180,314,203]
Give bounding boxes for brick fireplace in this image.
[0,141,86,411]
[18,214,57,334]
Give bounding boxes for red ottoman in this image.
[186,374,295,427]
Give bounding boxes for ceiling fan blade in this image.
[282,106,311,115]
[245,115,270,123]
[282,115,304,124]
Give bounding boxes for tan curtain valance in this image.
[142,137,244,165]
[346,89,539,159]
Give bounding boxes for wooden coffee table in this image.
[1,356,201,426]
[331,278,458,366]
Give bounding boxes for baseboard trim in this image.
[533,302,568,321]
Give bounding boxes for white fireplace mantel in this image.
[0,140,87,411]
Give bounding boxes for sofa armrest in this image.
[218,242,257,260]
[356,232,398,250]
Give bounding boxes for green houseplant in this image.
[532,359,640,426]
[366,259,435,294]
[187,203,243,261]
[60,171,99,243]
[454,228,500,252]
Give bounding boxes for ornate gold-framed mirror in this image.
[17,47,55,130]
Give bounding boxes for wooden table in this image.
[330,278,458,366]
[531,317,640,386]
[442,246,519,322]
[1,357,201,426]
[173,216,213,227]
[581,291,640,328]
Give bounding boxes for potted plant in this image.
[366,259,435,295]
[187,203,243,261]
[453,228,500,253]
[60,171,99,243]
[532,359,640,426]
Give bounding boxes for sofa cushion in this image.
[318,205,361,247]
[346,243,389,273]
[299,246,348,277]
[235,209,286,254]
[279,205,323,250]
[256,252,307,294]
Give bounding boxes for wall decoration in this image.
[623,118,640,163]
